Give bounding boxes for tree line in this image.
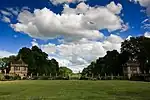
[1,46,72,77]
[81,36,150,78]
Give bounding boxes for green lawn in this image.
[0,80,150,100]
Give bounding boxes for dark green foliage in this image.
[0,74,5,81]
[37,76,50,80]
[31,76,39,80]
[2,46,60,77]
[22,76,28,80]
[80,76,89,80]
[55,76,69,80]
[13,75,21,80]
[3,75,21,80]
[82,50,124,78]
[121,36,150,75]
[130,75,145,81]
[59,67,72,77]
[82,36,150,79]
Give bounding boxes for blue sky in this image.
[0,0,150,72]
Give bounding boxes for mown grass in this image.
[0,80,149,100]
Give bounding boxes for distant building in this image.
[123,58,141,79]
[9,57,28,78]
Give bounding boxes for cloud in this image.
[0,10,12,16]
[106,1,122,14]
[7,8,20,16]
[130,0,150,29]
[120,23,130,32]
[126,35,132,40]
[0,50,15,58]
[50,0,86,5]
[144,32,150,38]
[130,0,150,16]
[31,39,39,47]
[0,8,21,23]
[11,2,125,41]
[141,18,150,29]
[39,34,123,72]
[1,16,11,23]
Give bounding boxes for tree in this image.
[1,56,17,74]
[18,46,59,76]
[18,47,35,75]
[0,59,7,73]
[59,67,72,77]
[104,50,122,75]
[50,59,59,76]
[121,36,150,74]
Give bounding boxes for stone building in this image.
[9,58,28,78]
[123,58,141,79]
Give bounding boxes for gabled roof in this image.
[11,57,28,67]
[126,58,140,66]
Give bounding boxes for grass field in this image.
[0,80,150,100]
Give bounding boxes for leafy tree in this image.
[121,36,150,74]
[59,67,72,77]
[50,59,59,76]
[17,46,59,76]
[82,50,125,77]
[1,56,17,73]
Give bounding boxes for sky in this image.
[0,0,150,72]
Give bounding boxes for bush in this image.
[22,76,28,80]
[80,76,89,80]
[145,76,150,82]
[13,75,21,80]
[0,74,5,81]
[38,76,50,80]
[30,76,39,80]
[4,75,11,80]
[113,76,124,80]
[130,75,145,81]
[70,77,79,80]
[55,76,69,80]
[100,76,106,80]
[105,76,112,80]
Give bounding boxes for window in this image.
[14,67,20,71]
[23,67,26,71]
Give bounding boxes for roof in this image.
[126,58,140,66]
[11,57,28,67]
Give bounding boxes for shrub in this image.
[38,76,50,80]
[30,76,39,80]
[4,75,10,80]
[22,76,28,80]
[0,74,5,81]
[70,77,79,80]
[55,76,69,80]
[145,76,150,82]
[80,76,88,80]
[130,75,144,81]
[105,76,112,80]
[13,75,21,80]
[113,76,124,80]
[100,76,106,80]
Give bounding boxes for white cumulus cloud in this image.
[130,0,150,16]
[11,2,125,41]
[106,1,122,14]
[39,34,123,72]
[50,0,86,5]
[144,32,150,38]
[1,16,11,23]
[0,50,15,58]
[0,10,12,16]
